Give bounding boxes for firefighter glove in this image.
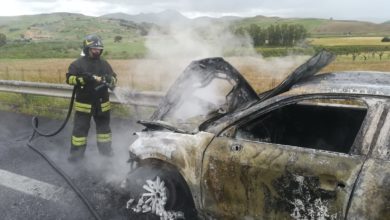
[76,76,86,85]
[106,75,117,90]
[93,75,103,83]
[81,74,95,84]
[68,75,91,86]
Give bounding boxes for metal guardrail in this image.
[0,80,164,107]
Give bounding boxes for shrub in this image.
[382,36,390,42]
[0,33,6,47]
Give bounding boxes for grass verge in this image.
[0,91,152,120]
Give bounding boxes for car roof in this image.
[287,71,390,97]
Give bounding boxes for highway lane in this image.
[0,111,142,220]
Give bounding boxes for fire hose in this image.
[26,85,103,220]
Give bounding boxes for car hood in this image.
[148,57,259,132]
[144,51,335,133]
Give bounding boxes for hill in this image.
[1,12,390,59]
[101,10,390,36]
[1,11,390,43]
[0,12,149,42]
[102,9,189,26]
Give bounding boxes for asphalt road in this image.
[0,110,143,220]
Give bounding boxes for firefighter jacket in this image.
[66,56,117,115]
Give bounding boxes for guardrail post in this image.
[131,72,135,88]
[133,105,140,119]
[5,66,9,80]
[38,68,42,82]
[21,68,25,81]
[159,73,162,91]
[58,69,62,83]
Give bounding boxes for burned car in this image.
[123,51,390,220]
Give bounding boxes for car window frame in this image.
[218,93,380,156]
[368,101,390,160]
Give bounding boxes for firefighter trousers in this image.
[69,110,112,159]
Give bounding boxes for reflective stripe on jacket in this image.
[65,56,117,105]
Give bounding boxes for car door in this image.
[201,96,383,220]
[347,101,390,219]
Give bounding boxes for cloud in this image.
[1,0,389,23]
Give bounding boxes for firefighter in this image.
[66,34,117,162]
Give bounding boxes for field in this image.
[0,53,389,94]
[0,36,389,94]
[309,37,390,46]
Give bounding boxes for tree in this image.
[295,24,308,44]
[235,23,308,47]
[379,51,384,60]
[248,24,264,46]
[114,35,122,43]
[267,25,276,45]
[0,33,6,47]
[381,36,390,42]
[234,27,246,37]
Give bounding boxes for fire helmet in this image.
[82,34,104,57]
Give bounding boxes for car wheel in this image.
[124,164,197,220]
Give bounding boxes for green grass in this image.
[104,40,147,59]
[0,92,69,119]
[0,41,81,58]
[0,91,144,119]
[255,47,315,57]
[0,40,147,59]
[309,37,390,46]
[312,45,390,55]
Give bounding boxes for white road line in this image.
[0,169,74,202]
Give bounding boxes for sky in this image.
[1,0,389,23]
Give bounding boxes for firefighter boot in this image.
[68,146,86,162]
[97,133,113,157]
[97,142,113,157]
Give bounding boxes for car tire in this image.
[124,163,197,220]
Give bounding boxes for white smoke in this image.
[228,55,310,78]
[100,20,312,186]
[127,21,311,94]
[125,21,256,93]
[145,22,256,59]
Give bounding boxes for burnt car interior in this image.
[235,99,368,153]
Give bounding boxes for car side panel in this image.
[347,158,390,219]
[202,137,365,219]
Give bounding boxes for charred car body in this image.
[123,51,390,220]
